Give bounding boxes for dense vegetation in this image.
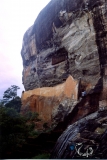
[0,85,44,158]
[0,85,21,112]
[0,85,59,159]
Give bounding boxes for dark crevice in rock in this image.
[52,48,68,65]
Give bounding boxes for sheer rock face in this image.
[21,0,107,91]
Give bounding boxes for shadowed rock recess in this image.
[21,0,107,158]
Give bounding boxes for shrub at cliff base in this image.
[0,107,37,158]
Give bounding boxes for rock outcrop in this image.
[51,110,107,158]
[21,0,107,91]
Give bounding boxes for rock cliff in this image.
[21,0,107,127]
[21,0,107,91]
[21,0,107,158]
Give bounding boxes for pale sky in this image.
[0,0,50,99]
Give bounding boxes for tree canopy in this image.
[0,107,35,158]
[0,85,21,112]
[3,85,20,103]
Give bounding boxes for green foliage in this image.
[25,111,41,121]
[27,122,35,131]
[5,96,21,112]
[1,85,21,112]
[43,122,49,130]
[0,85,43,158]
[30,112,39,121]
[0,107,32,157]
[3,85,20,104]
[0,100,4,108]
[28,130,41,138]
[32,153,50,159]
[0,107,27,134]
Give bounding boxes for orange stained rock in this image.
[64,75,78,99]
[21,75,78,123]
[21,75,78,101]
[27,95,55,122]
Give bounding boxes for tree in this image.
[0,99,4,107]
[5,96,21,113]
[3,85,20,103]
[25,111,40,121]
[43,122,49,130]
[2,85,21,112]
[0,107,33,158]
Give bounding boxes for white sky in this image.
[0,0,50,99]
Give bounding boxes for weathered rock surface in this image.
[21,0,107,91]
[21,75,78,127]
[51,109,107,158]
